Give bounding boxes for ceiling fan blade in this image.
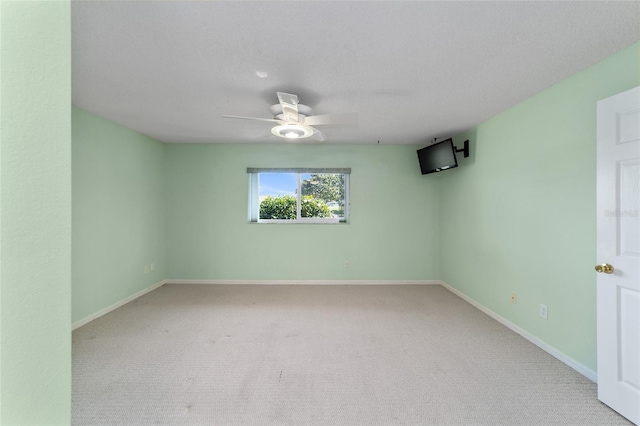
[221,115,282,124]
[310,127,326,142]
[303,112,358,127]
[277,92,299,123]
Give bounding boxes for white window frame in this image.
[248,168,350,224]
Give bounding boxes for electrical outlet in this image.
[344,260,350,268]
[539,304,548,319]
[510,293,517,304]
[150,263,155,271]
[144,265,149,274]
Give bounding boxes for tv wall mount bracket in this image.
[432,138,470,158]
[455,140,470,158]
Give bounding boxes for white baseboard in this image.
[165,279,441,285]
[72,280,166,330]
[438,280,597,383]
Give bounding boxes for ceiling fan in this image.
[222,92,357,141]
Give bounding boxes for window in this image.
[248,168,350,223]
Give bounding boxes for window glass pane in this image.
[258,173,297,220]
[300,173,345,220]
[249,170,348,223]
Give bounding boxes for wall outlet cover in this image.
[540,304,548,319]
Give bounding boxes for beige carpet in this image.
[72,284,631,425]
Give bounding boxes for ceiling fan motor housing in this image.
[269,103,313,121]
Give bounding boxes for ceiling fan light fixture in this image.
[271,124,314,139]
[285,131,300,139]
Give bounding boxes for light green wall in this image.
[440,42,640,372]
[166,143,441,280]
[72,107,167,323]
[0,1,71,424]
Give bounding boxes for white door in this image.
[597,86,640,425]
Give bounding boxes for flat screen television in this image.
[417,138,458,175]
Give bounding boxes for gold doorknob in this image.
[595,263,614,274]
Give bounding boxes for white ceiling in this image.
[72,1,640,145]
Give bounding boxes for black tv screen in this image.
[417,138,458,175]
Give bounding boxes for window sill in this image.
[250,219,347,225]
